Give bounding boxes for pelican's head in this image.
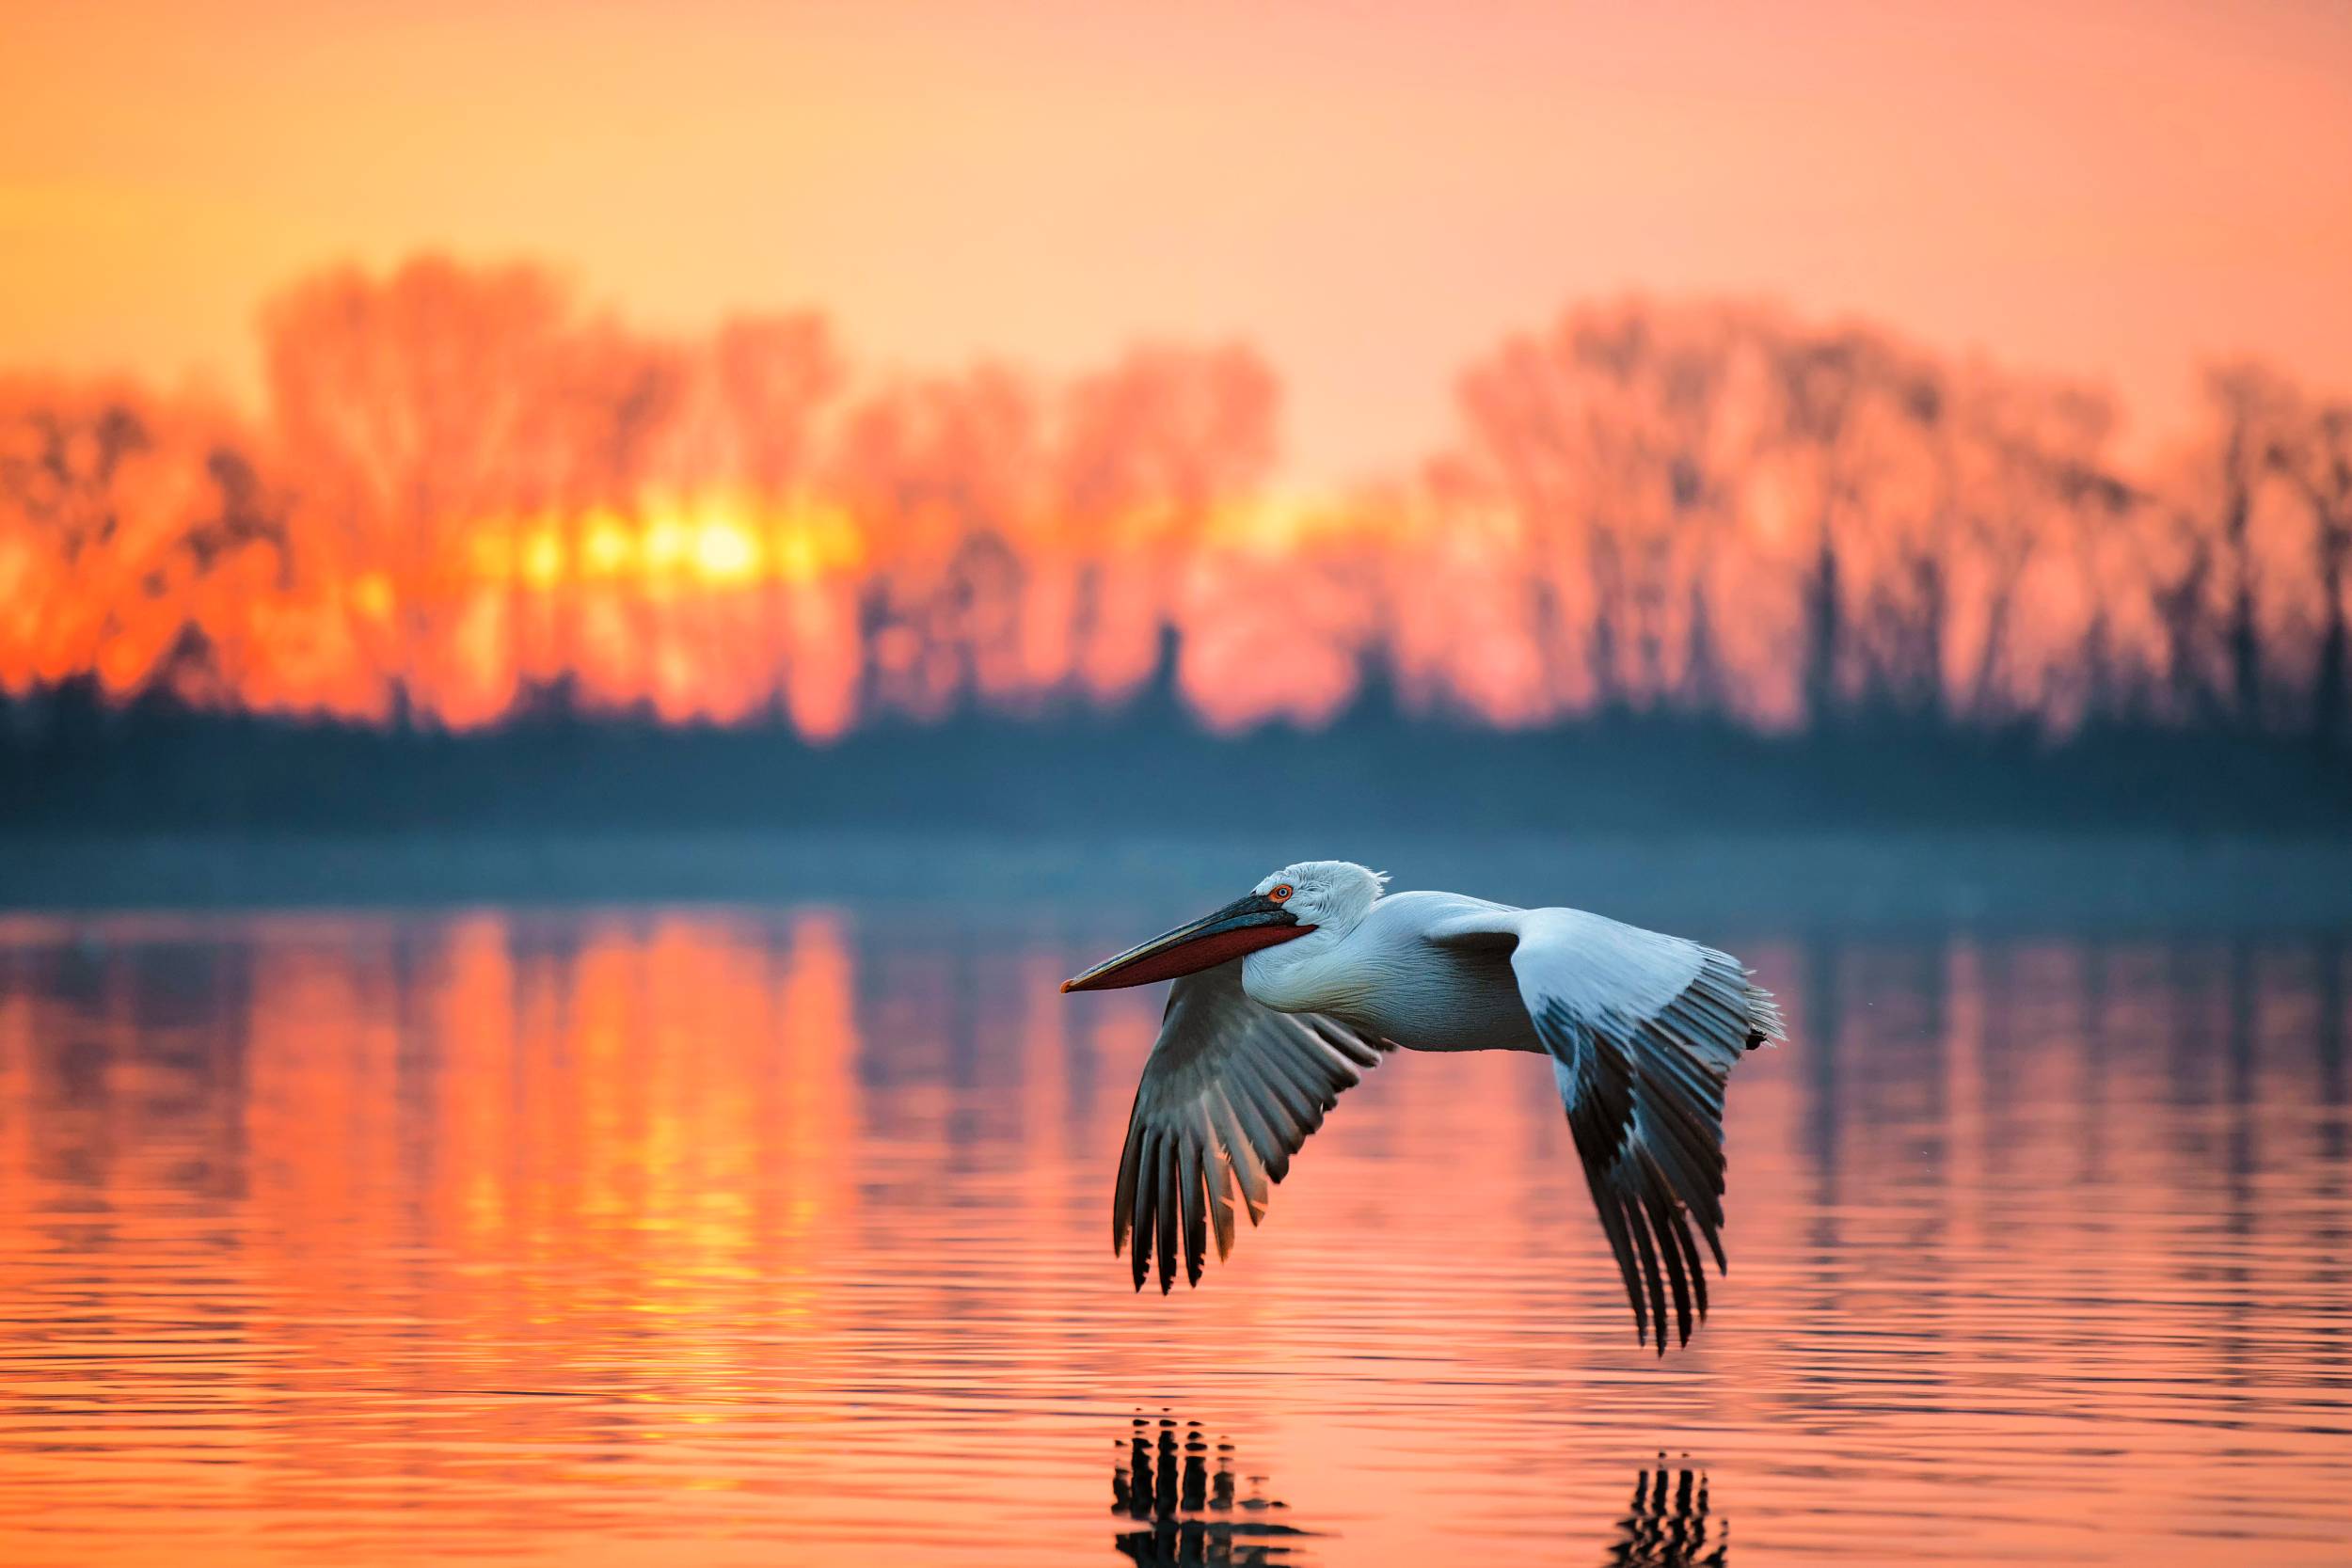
[1060,860,1387,993]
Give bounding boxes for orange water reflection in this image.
[0,911,2346,1565]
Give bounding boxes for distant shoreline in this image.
[4,830,2348,929]
[8,691,2350,834]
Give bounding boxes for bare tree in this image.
[6,261,2347,759]
[2266,393,2352,749]
[2204,366,2277,727]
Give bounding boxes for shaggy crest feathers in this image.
[1261,861,1388,929]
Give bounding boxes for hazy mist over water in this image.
[2,891,2346,1566]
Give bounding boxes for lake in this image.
[1,899,2346,1565]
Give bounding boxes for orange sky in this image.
[5,0,2349,481]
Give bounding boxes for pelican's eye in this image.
[1268,883,1294,903]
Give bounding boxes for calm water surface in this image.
[2,906,2347,1565]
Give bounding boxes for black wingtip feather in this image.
[1625,1205,1670,1357]
[1178,1134,1208,1289]
[1643,1183,1696,1348]
[1154,1145,1179,1294]
[1129,1128,1157,1292]
[1594,1197,1649,1346]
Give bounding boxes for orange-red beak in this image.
[1060,892,1313,992]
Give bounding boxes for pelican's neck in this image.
[1240,906,1370,1015]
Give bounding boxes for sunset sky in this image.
[5,0,2349,481]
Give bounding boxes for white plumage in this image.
[1063,860,1785,1353]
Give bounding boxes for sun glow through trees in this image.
[3,257,2348,746]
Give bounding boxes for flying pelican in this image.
[1062,861,1784,1352]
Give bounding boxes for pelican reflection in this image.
[1113,1416,1310,1565]
[1609,1460,1726,1567]
[1109,1422,1725,1567]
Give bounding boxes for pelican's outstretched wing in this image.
[1430,907,1783,1352]
[1113,962,1390,1292]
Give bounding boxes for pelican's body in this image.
[1062,861,1785,1354]
[1242,890,1541,1050]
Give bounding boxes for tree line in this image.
[4,257,2346,751]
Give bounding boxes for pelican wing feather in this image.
[1430,906,1784,1353]
[1112,961,1390,1292]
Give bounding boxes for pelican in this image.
[1062,861,1784,1352]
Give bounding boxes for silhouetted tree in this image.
[3,261,2347,763]
[2265,392,2352,750]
